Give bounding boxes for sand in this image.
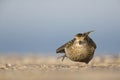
[0,54,120,80]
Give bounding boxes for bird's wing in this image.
[56,38,75,53]
[87,36,97,49]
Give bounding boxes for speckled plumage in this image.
[56,31,96,64]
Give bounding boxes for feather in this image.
[56,38,75,53]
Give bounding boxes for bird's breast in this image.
[65,43,87,56]
[65,42,95,61]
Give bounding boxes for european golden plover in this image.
[56,31,96,64]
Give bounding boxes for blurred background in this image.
[0,0,120,55]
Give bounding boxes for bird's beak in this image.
[83,30,94,38]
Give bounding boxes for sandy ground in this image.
[0,54,120,80]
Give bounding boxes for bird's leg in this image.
[61,55,66,61]
[57,55,66,61]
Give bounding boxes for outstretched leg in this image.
[57,55,66,61]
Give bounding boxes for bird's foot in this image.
[57,55,66,61]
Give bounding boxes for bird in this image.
[56,31,96,64]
